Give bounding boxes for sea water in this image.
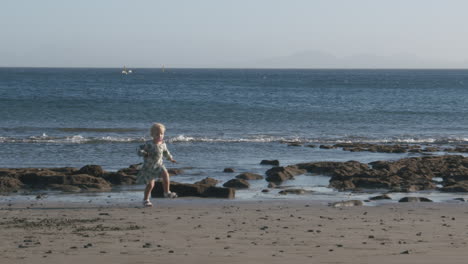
[2,68,468,202]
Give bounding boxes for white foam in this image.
[1,133,468,145]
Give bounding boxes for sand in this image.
[1,199,468,264]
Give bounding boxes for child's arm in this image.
[137,143,149,157]
[163,144,177,163]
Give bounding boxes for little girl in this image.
[136,123,177,207]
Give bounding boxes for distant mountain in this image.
[247,50,468,69]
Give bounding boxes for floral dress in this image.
[136,140,173,184]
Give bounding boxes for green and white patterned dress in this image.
[136,141,173,184]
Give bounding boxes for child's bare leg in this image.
[162,169,170,194]
[144,180,155,201]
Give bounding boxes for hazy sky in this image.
[2,0,468,68]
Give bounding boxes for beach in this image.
[2,199,468,264]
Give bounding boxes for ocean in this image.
[2,68,468,202]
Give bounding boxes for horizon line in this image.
[1,66,468,70]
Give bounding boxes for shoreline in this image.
[1,200,468,263]
[3,187,468,207]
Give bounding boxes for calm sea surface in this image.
[2,68,468,201]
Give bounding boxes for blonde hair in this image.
[150,123,166,137]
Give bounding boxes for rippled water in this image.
[2,68,468,201]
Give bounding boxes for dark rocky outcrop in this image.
[152,181,235,198]
[398,197,433,203]
[446,146,468,153]
[265,166,307,183]
[223,168,235,173]
[369,194,392,200]
[439,181,468,192]
[278,189,312,195]
[203,186,235,198]
[267,182,277,188]
[332,143,412,153]
[194,177,219,186]
[63,174,111,191]
[0,166,125,193]
[223,179,250,189]
[101,172,136,185]
[75,165,104,177]
[0,165,230,198]
[319,145,337,149]
[18,170,65,186]
[260,160,280,166]
[120,164,184,177]
[235,172,264,180]
[290,155,468,192]
[0,177,23,192]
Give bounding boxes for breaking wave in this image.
[1,133,468,145]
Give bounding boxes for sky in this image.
[1,0,468,68]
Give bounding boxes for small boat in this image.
[122,66,132,74]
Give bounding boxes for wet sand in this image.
[1,199,468,264]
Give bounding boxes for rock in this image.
[223,168,235,173]
[422,147,439,152]
[294,155,468,192]
[235,172,264,180]
[329,200,364,207]
[167,168,184,176]
[453,198,468,202]
[320,145,336,149]
[267,182,277,188]
[1,167,117,192]
[306,144,317,148]
[288,143,302,147]
[398,197,433,203]
[261,189,270,193]
[223,179,250,189]
[278,189,311,195]
[76,165,104,177]
[334,143,408,153]
[194,177,219,186]
[63,174,111,191]
[265,166,306,183]
[101,172,136,185]
[152,181,235,198]
[48,167,78,174]
[439,182,468,192]
[0,169,15,177]
[153,181,206,197]
[47,184,82,192]
[369,194,392,200]
[297,160,369,177]
[260,160,280,166]
[0,177,23,192]
[203,186,235,199]
[18,170,64,186]
[122,164,185,177]
[129,163,142,169]
[118,166,140,176]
